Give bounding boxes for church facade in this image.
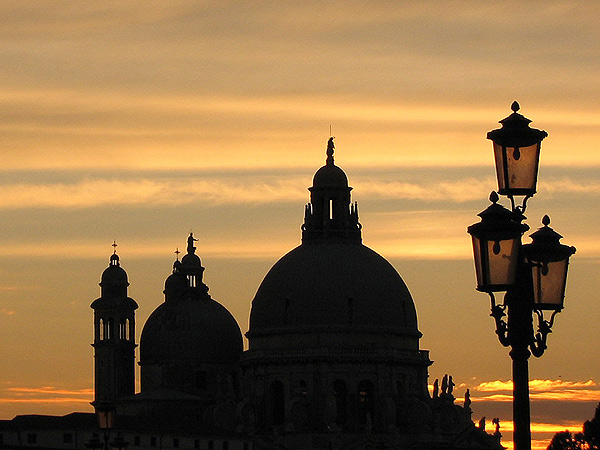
[0,139,502,450]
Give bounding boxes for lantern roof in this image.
[468,192,529,240]
[524,215,576,262]
[487,101,548,147]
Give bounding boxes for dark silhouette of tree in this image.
[583,403,600,450]
[547,403,600,450]
[547,431,585,450]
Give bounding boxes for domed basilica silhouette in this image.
[0,139,502,450]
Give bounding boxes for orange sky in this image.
[1,2,599,449]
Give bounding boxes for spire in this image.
[101,245,129,297]
[326,137,335,166]
[110,241,120,266]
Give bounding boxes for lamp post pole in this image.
[506,263,534,450]
[468,102,576,450]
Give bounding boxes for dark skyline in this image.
[1,3,599,450]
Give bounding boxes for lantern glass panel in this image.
[531,259,569,310]
[493,143,507,192]
[493,142,540,195]
[472,236,485,287]
[472,235,520,291]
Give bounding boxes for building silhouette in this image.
[0,139,502,450]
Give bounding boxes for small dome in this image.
[100,255,129,286]
[140,297,243,365]
[312,164,349,188]
[249,242,419,338]
[181,253,202,269]
[164,272,187,296]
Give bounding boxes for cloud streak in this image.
[0,386,93,406]
[0,174,598,210]
[467,379,600,403]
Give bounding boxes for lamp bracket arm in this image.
[489,293,510,347]
[530,310,557,358]
[509,194,531,215]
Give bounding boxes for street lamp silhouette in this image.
[468,102,576,450]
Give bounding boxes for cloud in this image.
[0,177,307,210]
[467,379,600,403]
[1,171,598,211]
[475,379,597,392]
[0,308,17,316]
[7,387,93,396]
[0,386,93,405]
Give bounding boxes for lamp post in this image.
[468,102,576,450]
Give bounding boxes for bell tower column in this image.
[91,246,138,406]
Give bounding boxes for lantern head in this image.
[468,192,529,292]
[523,215,576,310]
[487,101,548,198]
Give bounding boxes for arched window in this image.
[119,320,126,340]
[188,275,197,288]
[270,381,285,426]
[99,318,105,340]
[333,379,347,426]
[357,380,374,426]
[106,318,113,340]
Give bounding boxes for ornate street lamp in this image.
[468,103,576,450]
[487,101,548,211]
[468,191,528,292]
[524,215,576,311]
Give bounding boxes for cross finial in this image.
[112,240,118,254]
[174,247,181,261]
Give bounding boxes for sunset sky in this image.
[1,2,599,449]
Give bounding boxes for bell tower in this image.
[91,245,138,405]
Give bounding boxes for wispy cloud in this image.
[0,174,598,211]
[468,379,600,403]
[0,385,93,405]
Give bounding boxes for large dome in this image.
[248,242,419,337]
[140,297,242,365]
